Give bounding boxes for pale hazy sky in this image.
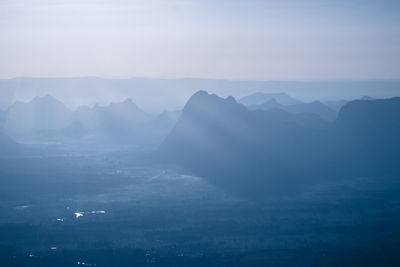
[0,0,399,80]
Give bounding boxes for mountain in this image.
[249,99,337,121]
[2,95,177,149]
[67,99,151,144]
[158,91,326,196]
[158,92,400,197]
[67,98,177,149]
[239,92,302,106]
[332,97,400,175]
[335,97,400,144]
[2,78,400,111]
[100,98,150,124]
[322,96,373,113]
[4,95,73,141]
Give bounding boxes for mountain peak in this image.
[226,96,236,103]
[31,95,66,107]
[184,91,241,113]
[186,90,214,104]
[188,90,237,104]
[4,94,73,135]
[192,90,209,98]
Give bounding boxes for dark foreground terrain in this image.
[0,146,400,266]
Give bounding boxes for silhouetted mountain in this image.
[332,97,400,176]
[101,98,150,124]
[158,92,400,197]
[2,78,400,111]
[335,97,400,147]
[322,96,374,113]
[239,92,302,106]
[67,99,150,144]
[4,95,72,141]
[158,91,326,196]
[1,94,178,149]
[66,99,177,149]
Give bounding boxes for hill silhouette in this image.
[4,95,72,141]
[158,91,327,196]
[331,97,400,176]
[1,95,178,149]
[66,99,178,149]
[68,98,150,141]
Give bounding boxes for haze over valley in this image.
[1,0,400,266]
[1,81,400,265]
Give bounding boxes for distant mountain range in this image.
[158,91,400,197]
[66,98,150,143]
[4,95,73,140]
[1,95,179,149]
[239,93,379,122]
[1,77,400,110]
[2,89,400,196]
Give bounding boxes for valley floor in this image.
[0,147,400,266]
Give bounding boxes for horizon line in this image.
[1,76,400,83]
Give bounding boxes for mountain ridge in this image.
[158,91,400,197]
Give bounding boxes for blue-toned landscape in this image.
[1,80,400,266]
[1,1,400,266]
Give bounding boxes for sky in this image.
[0,0,399,81]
